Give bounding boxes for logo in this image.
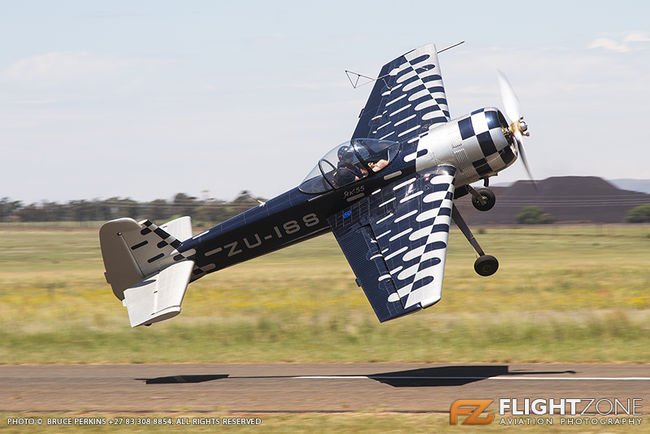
[449,397,643,426]
[450,400,494,425]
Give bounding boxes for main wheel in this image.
[471,188,496,211]
[474,255,499,276]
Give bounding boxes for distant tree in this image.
[232,190,254,203]
[15,204,44,222]
[69,200,98,221]
[194,199,229,224]
[0,197,22,221]
[230,190,264,214]
[38,201,69,221]
[144,199,174,221]
[625,204,650,223]
[516,206,555,224]
[173,193,199,217]
[103,197,141,220]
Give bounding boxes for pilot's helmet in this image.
[337,145,354,164]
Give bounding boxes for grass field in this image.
[0,224,649,364]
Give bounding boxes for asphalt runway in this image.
[1,363,649,414]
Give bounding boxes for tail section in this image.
[99,216,196,327]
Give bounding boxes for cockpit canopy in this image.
[299,138,400,194]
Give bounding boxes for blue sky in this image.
[1,1,649,203]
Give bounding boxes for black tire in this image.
[472,188,496,211]
[474,255,499,276]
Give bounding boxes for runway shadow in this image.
[136,366,576,386]
[369,366,576,387]
[137,374,229,384]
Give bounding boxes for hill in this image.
[455,176,650,224]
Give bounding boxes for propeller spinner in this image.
[497,71,535,188]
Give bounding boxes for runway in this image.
[1,363,649,414]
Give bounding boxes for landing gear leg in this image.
[451,206,499,276]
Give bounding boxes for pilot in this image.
[335,146,364,186]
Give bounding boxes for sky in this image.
[1,1,649,203]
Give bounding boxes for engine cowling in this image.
[415,107,517,185]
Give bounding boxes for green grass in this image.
[0,225,649,363]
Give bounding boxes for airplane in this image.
[99,43,532,327]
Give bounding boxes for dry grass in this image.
[0,224,648,363]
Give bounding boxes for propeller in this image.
[497,71,535,189]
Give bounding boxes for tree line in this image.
[0,191,265,225]
[515,205,650,224]
[2,194,649,225]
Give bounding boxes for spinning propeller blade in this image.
[497,71,535,189]
[498,70,521,123]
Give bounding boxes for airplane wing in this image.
[352,43,450,144]
[327,166,456,322]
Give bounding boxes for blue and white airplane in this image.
[100,43,531,327]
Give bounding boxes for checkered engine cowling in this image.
[414,107,517,185]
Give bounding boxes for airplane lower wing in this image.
[327,165,456,321]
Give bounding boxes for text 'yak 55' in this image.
[100,43,531,327]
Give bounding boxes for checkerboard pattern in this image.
[352,44,450,145]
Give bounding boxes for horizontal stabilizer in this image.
[100,216,196,326]
[123,260,195,327]
[99,216,193,300]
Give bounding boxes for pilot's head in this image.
[337,145,354,165]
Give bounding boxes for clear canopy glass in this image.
[299,138,400,194]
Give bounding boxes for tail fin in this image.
[99,216,196,327]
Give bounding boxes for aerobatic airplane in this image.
[100,43,532,327]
